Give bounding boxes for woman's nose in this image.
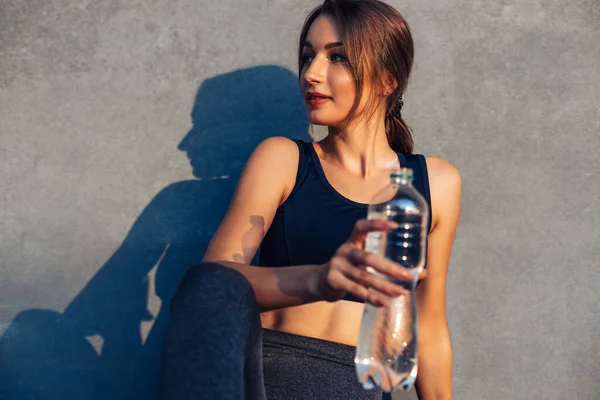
[304,57,326,84]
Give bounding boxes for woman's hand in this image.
[313,218,428,307]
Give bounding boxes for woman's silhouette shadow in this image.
[0,65,310,399]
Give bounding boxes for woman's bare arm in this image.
[414,156,462,400]
[201,136,324,312]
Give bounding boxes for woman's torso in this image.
[260,299,365,346]
[259,139,431,346]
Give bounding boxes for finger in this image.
[338,257,409,298]
[332,259,392,307]
[348,219,398,248]
[347,248,413,282]
[418,268,428,280]
[353,264,369,289]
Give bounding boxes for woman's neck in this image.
[319,117,398,180]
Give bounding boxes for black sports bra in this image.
[258,139,432,303]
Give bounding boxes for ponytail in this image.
[385,95,414,153]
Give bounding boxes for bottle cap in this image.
[390,167,414,181]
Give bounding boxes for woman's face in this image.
[300,14,372,127]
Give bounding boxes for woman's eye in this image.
[330,53,348,63]
[301,53,347,67]
[301,55,314,65]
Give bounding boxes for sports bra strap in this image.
[401,152,433,234]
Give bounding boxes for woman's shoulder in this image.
[254,136,301,154]
[247,136,302,205]
[249,136,301,168]
[422,156,462,231]
[423,156,461,183]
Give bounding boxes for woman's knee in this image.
[165,262,262,351]
[171,262,259,313]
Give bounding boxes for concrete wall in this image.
[1,0,598,399]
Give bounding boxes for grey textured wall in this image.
[1,0,598,399]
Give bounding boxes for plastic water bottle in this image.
[355,167,429,393]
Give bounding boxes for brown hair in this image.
[298,0,415,153]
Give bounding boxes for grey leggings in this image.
[160,262,383,400]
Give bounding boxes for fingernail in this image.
[388,221,399,229]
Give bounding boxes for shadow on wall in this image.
[0,65,310,399]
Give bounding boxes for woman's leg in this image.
[160,262,266,400]
[262,328,383,400]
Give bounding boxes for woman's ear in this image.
[381,72,398,95]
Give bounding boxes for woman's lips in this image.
[307,97,331,106]
[306,91,332,107]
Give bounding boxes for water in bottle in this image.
[355,167,429,393]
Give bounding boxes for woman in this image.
[161,0,461,399]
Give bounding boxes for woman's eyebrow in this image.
[303,41,343,49]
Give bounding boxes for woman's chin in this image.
[306,115,339,126]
